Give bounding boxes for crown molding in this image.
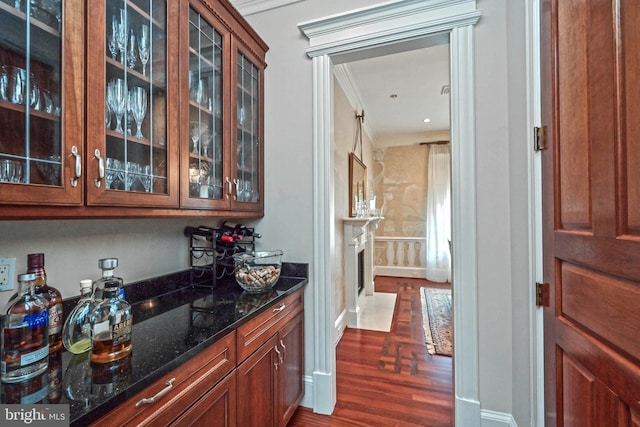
[231,0,304,16]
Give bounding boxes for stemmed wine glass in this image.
[127,30,137,69]
[116,9,127,64]
[190,123,201,154]
[108,16,119,60]
[130,86,147,139]
[141,165,152,192]
[138,25,150,76]
[107,78,126,133]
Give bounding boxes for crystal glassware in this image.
[130,87,147,139]
[108,16,119,60]
[116,9,127,64]
[107,78,126,133]
[127,30,136,69]
[138,25,149,76]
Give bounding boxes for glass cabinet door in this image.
[86,0,178,207]
[232,48,263,210]
[0,0,83,205]
[180,4,228,209]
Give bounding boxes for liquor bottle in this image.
[92,258,125,301]
[27,253,63,353]
[184,225,234,243]
[89,284,133,364]
[62,279,94,354]
[1,273,49,383]
[221,221,262,239]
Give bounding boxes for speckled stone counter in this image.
[0,263,308,426]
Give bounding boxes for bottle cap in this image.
[17,273,37,282]
[80,279,92,290]
[98,258,118,270]
[27,253,44,269]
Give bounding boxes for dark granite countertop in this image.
[0,263,308,426]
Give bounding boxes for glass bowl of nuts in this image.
[233,250,283,293]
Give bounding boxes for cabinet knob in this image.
[135,378,176,408]
[94,149,104,188]
[70,146,81,187]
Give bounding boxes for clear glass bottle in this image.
[92,258,125,301]
[27,253,63,352]
[62,279,94,354]
[1,273,49,383]
[89,284,132,364]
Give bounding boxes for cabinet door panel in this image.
[86,0,179,207]
[0,0,84,205]
[171,371,236,427]
[278,311,303,427]
[237,334,278,427]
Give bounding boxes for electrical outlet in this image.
[0,258,16,291]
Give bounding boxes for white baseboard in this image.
[334,309,347,345]
[299,374,314,408]
[480,409,518,427]
[374,266,426,278]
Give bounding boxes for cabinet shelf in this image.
[0,99,60,121]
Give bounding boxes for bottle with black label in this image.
[27,253,63,353]
[1,273,49,383]
[89,283,132,364]
[92,258,125,301]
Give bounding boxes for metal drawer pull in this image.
[94,149,104,188]
[273,303,286,313]
[135,378,176,408]
[280,339,286,360]
[274,345,282,368]
[70,145,81,187]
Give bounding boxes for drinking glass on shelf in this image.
[138,25,149,76]
[127,30,137,69]
[108,16,119,60]
[196,79,208,106]
[107,78,126,133]
[0,66,8,101]
[141,165,152,192]
[130,87,147,139]
[116,9,127,64]
[0,159,15,183]
[201,130,210,158]
[125,161,140,191]
[105,98,112,130]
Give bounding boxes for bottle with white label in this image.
[1,273,50,383]
[89,283,132,364]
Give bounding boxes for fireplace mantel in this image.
[343,216,383,327]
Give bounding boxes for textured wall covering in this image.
[374,145,430,238]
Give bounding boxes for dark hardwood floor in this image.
[288,276,453,427]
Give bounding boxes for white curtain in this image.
[425,144,451,282]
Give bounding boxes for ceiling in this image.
[339,39,451,148]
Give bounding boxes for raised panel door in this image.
[278,311,303,427]
[0,0,84,206]
[170,371,237,427]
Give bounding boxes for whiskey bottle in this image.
[62,279,94,354]
[27,253,63,352]
[89,285,133,364]
[1,273,49,383]
[92,258,125,301]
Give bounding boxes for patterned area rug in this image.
[420,287,453,356]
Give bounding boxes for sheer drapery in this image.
[425,144,451,282]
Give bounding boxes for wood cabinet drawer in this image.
[90,331,236,427]
[236,290,303,363]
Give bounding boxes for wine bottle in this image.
[221,221,262,239]
[27,253,63,353]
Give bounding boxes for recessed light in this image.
[423,118,431,123]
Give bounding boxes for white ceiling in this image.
[340,41,451,148]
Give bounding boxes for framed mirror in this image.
[349,152,366,217]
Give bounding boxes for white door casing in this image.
[299,0,482,424]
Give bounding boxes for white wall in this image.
[243,0,532,424]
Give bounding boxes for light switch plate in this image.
[0,258,16,291]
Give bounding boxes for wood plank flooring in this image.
[288,276,453,427]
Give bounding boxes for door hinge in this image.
[534,126,546,151]
[535,282,549,307]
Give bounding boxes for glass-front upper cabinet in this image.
[0,0,84,206]
[231,41,264,211]
[86,0,179,207]
[180,3,228,210]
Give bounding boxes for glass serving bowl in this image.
[233,250,283,293]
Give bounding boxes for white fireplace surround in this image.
[343,216,382,327]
